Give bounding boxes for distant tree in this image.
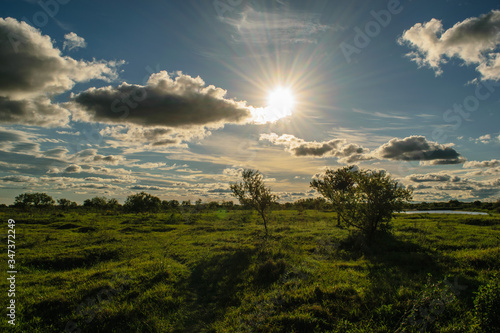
[221,201,234,210]
[311,167,412,237]
[83,197,120,210]
[207,201,220,210]
[182,200,191,207]
[83,196,108,209]
[124,192,161,213]
[310,166,357,226]
[169,200,180,209]
[14,193,55,208]
[106,198,121,210]
[230,169,278,236]
[57,198,78,209]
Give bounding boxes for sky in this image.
[0,0,499,204]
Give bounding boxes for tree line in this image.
[6,166,500,238]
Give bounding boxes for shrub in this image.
[311,166,412,237]
[473,274,500,332]
[124,192,161,213]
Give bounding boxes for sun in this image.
[263,87,295,122]
[249,86,296,124]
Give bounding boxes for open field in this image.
[1,209,499,332]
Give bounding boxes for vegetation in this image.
[83,196,120,210]
[311,166,413,237]
[230,169,278,236]
[14,192,55,208]
[310,166,356,226]
[1,207,499,332]
[123,192,161,213]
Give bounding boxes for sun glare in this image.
[252,87,295,123]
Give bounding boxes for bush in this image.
[311,166,412,237]
[473,274,500,332]
[124,192,161,213]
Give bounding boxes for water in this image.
[403,210,488,216]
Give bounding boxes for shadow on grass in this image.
[184,247,255,331]
[26,248,123,271]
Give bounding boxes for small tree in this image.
[311,167,412,237]
[230,169,278,236]
[124,192,161,213]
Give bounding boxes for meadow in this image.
[1,208,499,332]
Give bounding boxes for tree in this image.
[311,166,412,237]
[207,201,220,210]
[106,198,121,210]
[310,166,357,226]
[230,169,278,236]
[123,192,161,213]
[83,196,108,209]
[14,192,55,208]
[169,200,180,209]
[57,198,77,209]
[83,197,120,210]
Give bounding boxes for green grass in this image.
[1,209,499,332]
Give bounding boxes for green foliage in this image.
[230,169,278,235]
[123,192,161,213]
[57,198,78,209]
[473,274,500,332]
[311,166,356,226]
[14,192,55,207]
[83,196,119,210]
[311,166,413,237]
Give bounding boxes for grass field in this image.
[1,208,499,332]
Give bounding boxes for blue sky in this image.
[0,0,499,204]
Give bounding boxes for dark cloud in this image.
[292,139,344,157]
[0,17,121,127]
[261,133,463,165]
[260,133,371,162]
[0,175,36,183]
[0,96,70,127]
[374,136,464,164]
[71,71,253,128]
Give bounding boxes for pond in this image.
[403,210,488,216]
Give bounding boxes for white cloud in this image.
[222,6,333,45]
[399,10,500,80]
[464,159,500,168]
[63,32,87,51]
